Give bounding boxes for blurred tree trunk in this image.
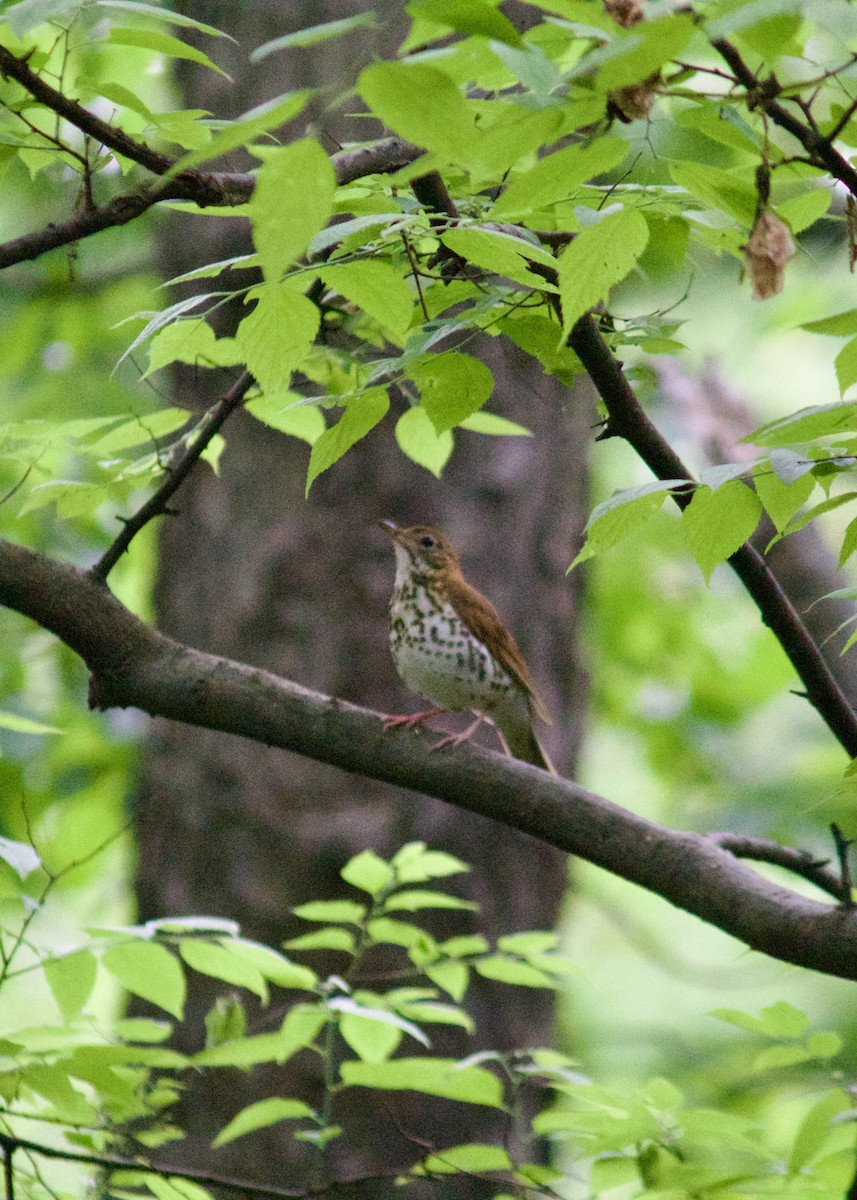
[133,1,590,1188]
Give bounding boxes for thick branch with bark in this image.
[1,537,855,981]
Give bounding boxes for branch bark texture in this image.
[1,538,855,982]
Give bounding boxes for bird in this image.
[379,520,555,773]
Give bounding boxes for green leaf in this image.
[781,491,857,538]
[491,138,628,219]
[458,412,531,437]
[306,389,389,493]
[711,1001,809,1038]
[114,1018,173,1043]
[341,849,395,895]
[366,917,429,948]
[144,321,242,376]
[44,950,97,1022]
[293,899,367,924]
[284,928,356,953]
[237,286,319,394]
[195,1006,324,1067]
[251,13,378,59]
[101,941,186,1019]
[571,480,682,567]
[835,336,857,396]
[409,354,493,434]
[558,209,649,337]
[754,459,815,532]
[681,482,762,582]
[107,27,229,77]
[392,845,469,881]
[0,710,60,735]
[802,308,857,336]
[178,941,268,1000]
[384,890,478,913]
[0,836,41,879]
[441,226,557,290]
[246,394,325,445]
[358,62,475,163]
[96,1,232,38]
[3,0,79,36]
[395,407,453,477]
[213,1098,314,1147]
[225,941,318,990]
[320,261,413,335]
[839,516,857,568]
[753,1044,811,1071]
[251,140,336,282]
[416,1143,513,1175]
[332,996,429,1055]
[746,400,857,446]
[425,961,469,1002]
[592,13,695,90]
[474,955,555,987]
[806,1030,843,1059]
[340,1058,504,1106]
[165,91,313,176]
[788,1090,849,1173]
[668,161,757,225]
[777,188,831,234]
[406,0,523,46]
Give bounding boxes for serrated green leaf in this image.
[407,0,522,45]
[571,480,681,567]
[213,1097,314,1147]
[558,209,649,337]
[593,13,695,91]
[669,161,757,225]
[395,407,453,477]
[251,140,335,282]
[44,950,97,1022]
[237,285,319,395]
[409,353,493,434]
[754,459,815,532]
[144,321,242,377]
[340,1058,504,1106]
[746,400,857,446]
[306,389,389,492]
[246,394,325,445]
[781,491,857,538]
[491,138,628,219]
[777,188,831,234]
[384,890,477,913]
[321,261,413,334]
[441,226,556,290]
[681,481,761,582]
[252,13,377,59]
[359,61,476,162]
[393,845,469,881]
[101,941,186,1019]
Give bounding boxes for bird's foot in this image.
[382,708,447,733]
[430,713,487,751]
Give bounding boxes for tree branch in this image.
[1,537,857,981]
[710,38,857,195]
[92,370,254,579]
[566,314,857,758]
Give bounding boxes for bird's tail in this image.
[497,718,556,775]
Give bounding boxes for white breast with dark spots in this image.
[389,581,513,713]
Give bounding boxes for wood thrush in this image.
[379,521,555,773]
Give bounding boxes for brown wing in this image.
[443,573,551,724]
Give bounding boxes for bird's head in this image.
[379,521,460,580]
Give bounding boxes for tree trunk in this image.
[133,1,590,1187]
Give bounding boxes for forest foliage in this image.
[3,0,857,1195]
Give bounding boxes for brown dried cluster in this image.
[742,210,796,299]
[603,0,644,26]
[604,0,657,120]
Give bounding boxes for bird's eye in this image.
[419,536,436,548]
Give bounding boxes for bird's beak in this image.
[378,519,401,541]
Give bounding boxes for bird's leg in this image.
[382,708,448,732]
[430,711,488,751]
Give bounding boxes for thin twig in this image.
[92,370,254,579]
[709,833,843,900]
[831,823,855,907]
